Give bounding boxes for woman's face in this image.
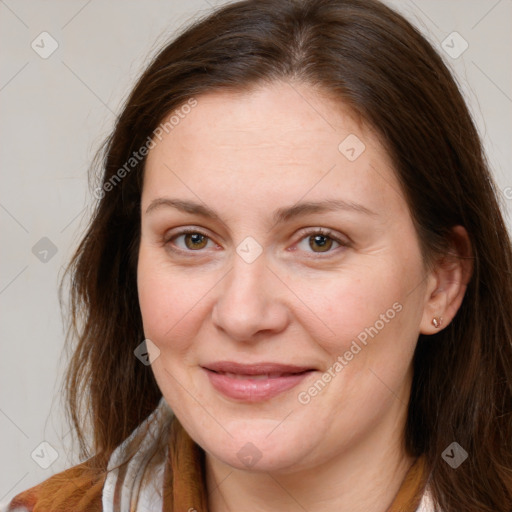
[138,81,434,473]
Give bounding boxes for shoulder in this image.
[1,457,106,512]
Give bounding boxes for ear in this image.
[420,226,473,335]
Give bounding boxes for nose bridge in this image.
[212,251,288,340]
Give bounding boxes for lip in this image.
[201,361,315,402]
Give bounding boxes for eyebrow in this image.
[144,197,377,223]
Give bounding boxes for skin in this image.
[137,80,471,512]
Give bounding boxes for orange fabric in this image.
[386,455,429,512]
[163,419,209,511]
[6,418,429,512]
[7,455,105,512]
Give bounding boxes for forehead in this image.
[142,81,408,220]
[151,82,367,153]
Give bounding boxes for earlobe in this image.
[420,226,473,335]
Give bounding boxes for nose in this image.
[211,254,290,343]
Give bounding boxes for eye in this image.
[295,228,349,255]
[164,227,349,256]
[165,228,217,252]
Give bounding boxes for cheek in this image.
[136,247,212,348]
[294,269,424,388]
[286,264,410,354]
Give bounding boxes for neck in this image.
[205,406,416,512]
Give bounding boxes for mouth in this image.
[201,361,316,402]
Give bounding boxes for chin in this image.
[191,418,316,473]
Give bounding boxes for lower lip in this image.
[203,369,313,402]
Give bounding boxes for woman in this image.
[5,0,511,510]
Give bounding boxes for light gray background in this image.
[1,0,511,504]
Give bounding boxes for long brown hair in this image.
[62,0,512,509]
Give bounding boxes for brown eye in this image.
[165,229,215,253]
[309,234,334,252]
[184,232,209,250]
[295,228,347,256]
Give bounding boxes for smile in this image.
[201,362,315,402]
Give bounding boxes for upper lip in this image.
[202,361,314,375]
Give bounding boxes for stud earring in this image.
[432,317,443,328]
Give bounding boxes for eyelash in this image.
[164,227,350,258]
[294,227,350,256]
